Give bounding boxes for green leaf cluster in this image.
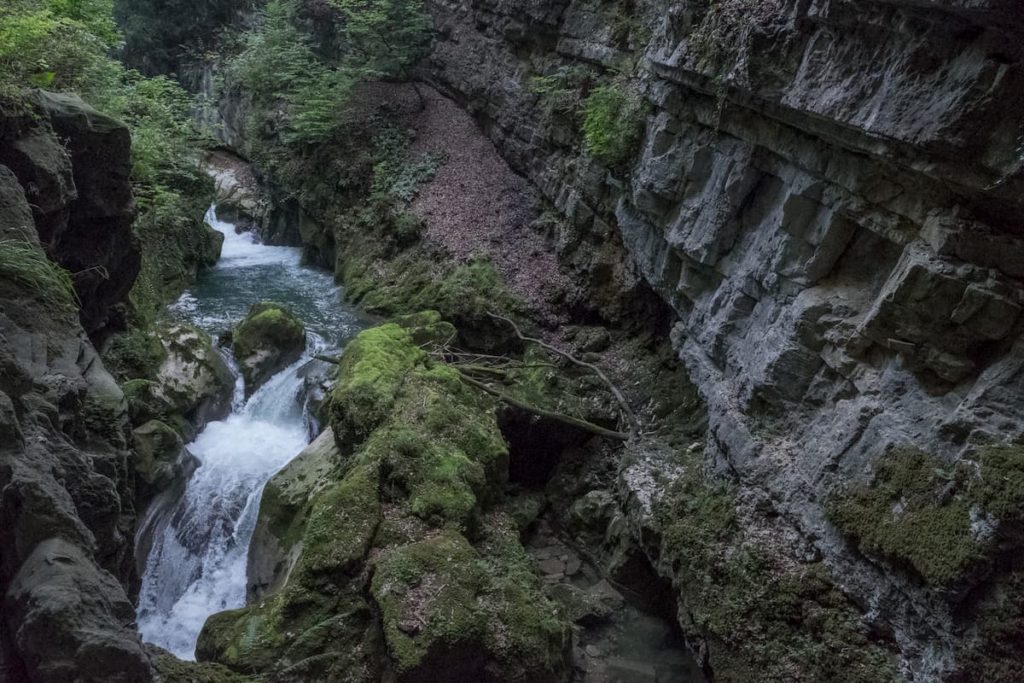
[581,82,648,170]
[224,0,432,153]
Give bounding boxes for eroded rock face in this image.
[0,91,138,341]
[232,302,306,396]
[4,540,152,683]
[0,162,153,679]
[424,0,1024,678]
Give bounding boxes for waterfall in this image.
[136,205,364,659]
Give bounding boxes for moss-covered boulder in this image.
[131,419,196,507]
[199,313,570,682]
[325,311,454,454]
[152,323,234,434]
[232,301,306,396]
[372,514,570,683]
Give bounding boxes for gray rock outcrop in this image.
[0,91,139,341]
[423,0,1024,678]
[0,125,154,680]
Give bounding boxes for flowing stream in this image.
[136,206,366,659]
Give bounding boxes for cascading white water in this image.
[136,206,365,659]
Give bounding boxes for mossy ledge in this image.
[655,459,900,682]
[828,446,1024,589]
[197,313,571,681]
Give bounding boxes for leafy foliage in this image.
[528,64,594,123]
[115,0,254,76]
[0,0,116,95]
[371,125,444,201]
[226,0,354,148]
[581,82,648,170]
[329,0,432,80]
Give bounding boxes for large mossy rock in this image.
[232,301,306,396]
[152,323,234,435]
[198,312,570,682]
[131,419,197,508]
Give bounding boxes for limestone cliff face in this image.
[0,94,153,682]
[423,0,1024,678]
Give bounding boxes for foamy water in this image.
[136,206,364,659]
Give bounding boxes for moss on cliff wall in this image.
[657,462,899,682]
[829,446,1024,588]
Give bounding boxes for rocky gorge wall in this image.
[421,0,1024,679]
[0,93,154,681]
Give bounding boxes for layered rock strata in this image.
[423,0,1024,678]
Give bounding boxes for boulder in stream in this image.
[131,419,198,507]
[151,322,235,436]
[232,301,306,397]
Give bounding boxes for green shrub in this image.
[370,125,445,202]
[226,0,354,149]
[581,83,647,169]
[528,65,593,122]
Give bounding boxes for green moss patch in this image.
[129,168,219,325]
[327,321,427,452]
[657,462,898,682]
[371,515,569,682]
[233,301,306,360]
[363,362,508,530]
[829,446,1024,588]
[341,244,526,353]
[581,83,648,170]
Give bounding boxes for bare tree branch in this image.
[458,373,629,441]
[485,312,640,435]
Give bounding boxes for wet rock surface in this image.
[152,322,235,434]
[232,301,306,397]
[527,521,704,683]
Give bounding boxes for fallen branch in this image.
[486,312,640,435]
[313,354,340,365]
[458,372,629,441]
